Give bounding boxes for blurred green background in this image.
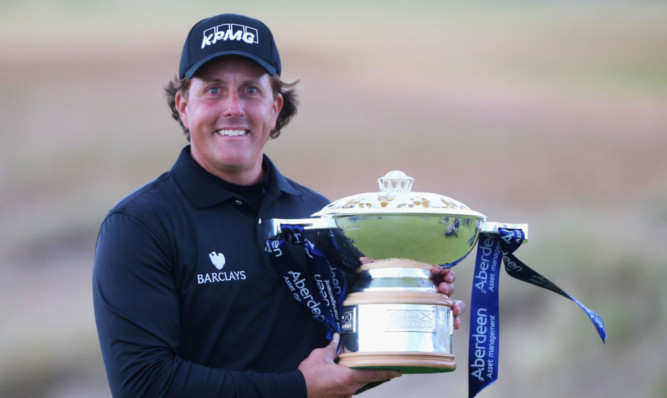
[1,1,666,397]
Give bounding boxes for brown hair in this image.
[165,75,299,141]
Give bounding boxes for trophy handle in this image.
[265,217,338,238]
[481,222,529,242]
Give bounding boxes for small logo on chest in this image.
[196,250,247,285]
[209,251,226,270]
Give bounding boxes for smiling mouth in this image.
[216,129,248,137]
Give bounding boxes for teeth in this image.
[217,129,247,137]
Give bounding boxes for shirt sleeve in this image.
[92,212,307,398]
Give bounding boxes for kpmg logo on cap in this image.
[201,23,259,49]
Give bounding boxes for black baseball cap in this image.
[179,13,281,79]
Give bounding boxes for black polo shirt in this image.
[93,146,331,398]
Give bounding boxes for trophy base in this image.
[338,351,456,374]
[339,259,456,375]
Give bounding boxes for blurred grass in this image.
[1,1,666,397]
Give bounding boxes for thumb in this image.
[323,333,340,362]
[330,332,340,346]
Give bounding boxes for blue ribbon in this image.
[468,228,607,398]
[265,225,347,340]
[267,224,606,396]
[468,232,502,397]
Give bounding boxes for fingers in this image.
[350,368,402,385]
[452,300,465,330]
[452,299,466,316]
[299,334,401,397]
[428,267,466,329]
[430,266,455,283]
[328,334,401,384]
[430,267,456,296]
[437,281,455,297]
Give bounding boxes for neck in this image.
[189,148,265,186]
[213,163,265,186]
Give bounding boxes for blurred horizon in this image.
[1,1,666,397]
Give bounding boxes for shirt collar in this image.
[171,146,301,208]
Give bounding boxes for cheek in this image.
[187,105,218,131]
[248,103,278,130]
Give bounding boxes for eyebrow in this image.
[198,75,264,86]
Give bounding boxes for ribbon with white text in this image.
[265,225,346,340]
[468,228,606,398]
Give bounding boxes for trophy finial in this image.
[378,170,414,194]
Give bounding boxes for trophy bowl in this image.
[312,170,486,267]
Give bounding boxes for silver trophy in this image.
[269,171,526,373]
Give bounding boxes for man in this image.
[93,13,465,398]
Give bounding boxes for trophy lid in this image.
[313,170,486,219]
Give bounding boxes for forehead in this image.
[194,56,269,82]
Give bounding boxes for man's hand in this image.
[430,266,466,330]
[298,334,401,398]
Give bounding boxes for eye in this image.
[244,86,259,95]
[207,87,220,95]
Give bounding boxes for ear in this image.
[272,93,284,126]
[175,90,189,130]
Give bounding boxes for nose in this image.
[223,91,244,117]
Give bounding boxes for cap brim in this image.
[183,51,277,79]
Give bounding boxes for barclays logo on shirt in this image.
[196,250,247,285]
